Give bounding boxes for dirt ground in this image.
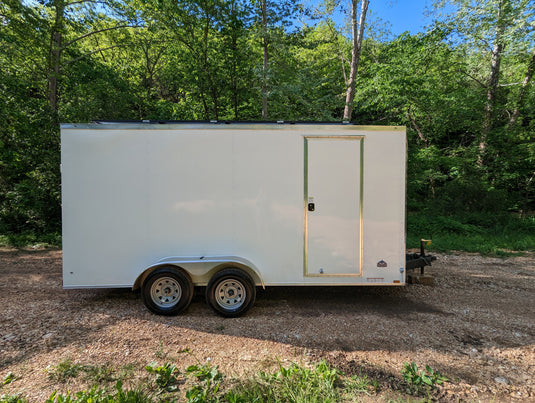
[0,248,534,402]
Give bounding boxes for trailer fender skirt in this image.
[133,255,265,290]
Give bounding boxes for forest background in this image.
[1,0,534,253]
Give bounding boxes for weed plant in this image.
[144,362,180,392]
[185,363,223,403]
[401,362,448,396]
[2,374,16,387]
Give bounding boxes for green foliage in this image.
[112,381,153,403]
[185,364,223,403]
[407,212,535,254]
[46,388,105,403]
[0,395,26,403]
[144,362,180,392]
[3,359,463,402]
[1,373,16,387]
[0,233,61,248]
[401,362,448,395]
[0,93,61,237]
[45,381,152,403]
[83,363,116,384]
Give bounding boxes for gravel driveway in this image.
[1,249,534,401]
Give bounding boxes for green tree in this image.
[435,0,535,165]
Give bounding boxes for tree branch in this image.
[407,106,429,146]
[63,45,124,64]
[62,25,136,49]
[498,82,522,87]
[65,0,111,7]
[458,68,487,87]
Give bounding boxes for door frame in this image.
[303,135,365,277]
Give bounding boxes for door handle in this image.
[308,203,315,212]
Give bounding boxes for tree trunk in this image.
[261,0,268,120]
[343,0,368,121]
[508,47,535,129]
[232,34,239,120]
[407,106,429,147]
[479,0,505,165]
[48,0,65,116]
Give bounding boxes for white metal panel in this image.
[361,130,407,284]
[62,131,150,287]
[230,131,304,283]
[145,132,234,257]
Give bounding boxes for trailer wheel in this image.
[206,268,256,317]
[142,267,193,315]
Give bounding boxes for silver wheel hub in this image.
[216,279,246,310]
[151,277,182,308]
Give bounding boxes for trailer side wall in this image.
[61,124,406,287]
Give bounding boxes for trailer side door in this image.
[304,136,363,277]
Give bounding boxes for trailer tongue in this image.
[406,239,437,274]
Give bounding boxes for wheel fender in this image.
[133,256,264,291]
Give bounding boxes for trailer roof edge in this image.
[60,122,405,131]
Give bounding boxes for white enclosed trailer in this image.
[61,122,408,317]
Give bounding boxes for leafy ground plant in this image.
[401,362,448,395]
[2,373,17,387]
[185,363,223,403]
[144,362,180,392]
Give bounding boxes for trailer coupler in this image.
[406,239,437,275]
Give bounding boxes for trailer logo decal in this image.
[377,260,388,268]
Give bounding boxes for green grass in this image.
[46,360,117,384]
[1,359,420,403]
[46,359,87,383]
[407,212,535,255]
[44,382,153,403]
[225,360,375,403]
[0,232,61,249]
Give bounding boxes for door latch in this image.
[308,203,315,212]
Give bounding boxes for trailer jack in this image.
[406,239,437,275]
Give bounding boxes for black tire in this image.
[206,268,256,317]
[142,267,193,315]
